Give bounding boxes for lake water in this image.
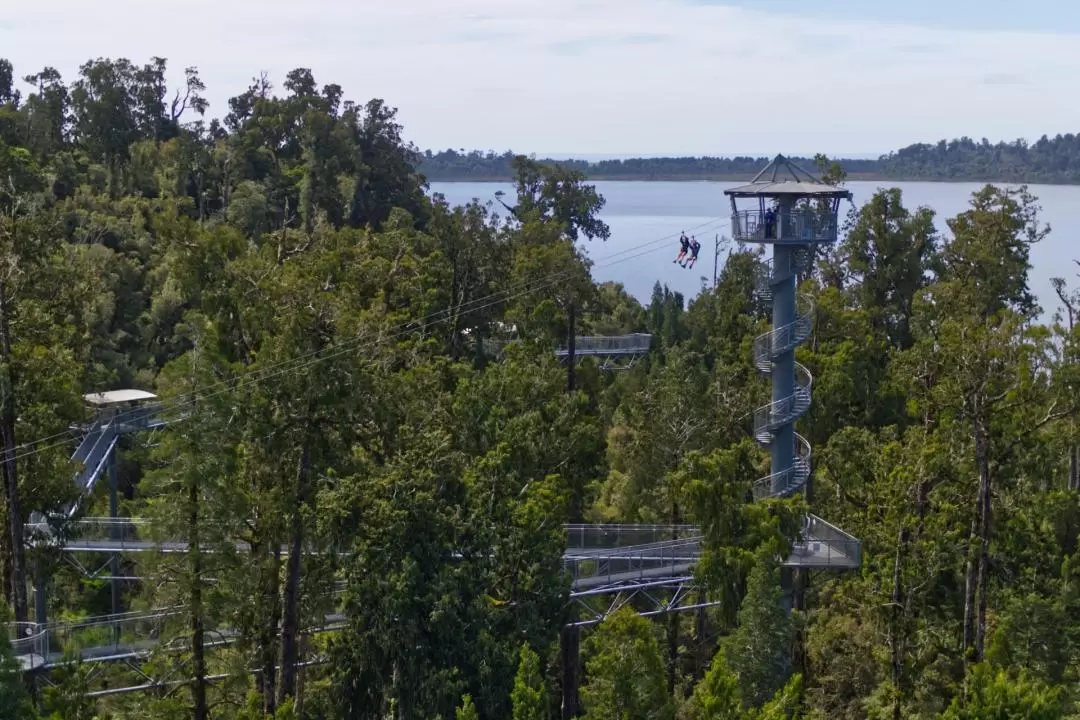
[429,180,1080,321]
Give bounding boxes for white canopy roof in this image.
[83,389,158,407]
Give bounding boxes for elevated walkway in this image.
[554,334,652,370]
[470,332,652,370]
[14,516,858,670]
[10,607,348,672]
[32,517,858,572]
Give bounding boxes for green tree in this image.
[140,323,245,720]
[752,674,804,720]
[904,185,1059,664]
[457,694,481,720]
[507,155,610,242]
[0,173,90,623]
[941,664,1063,720]
[599,346,714,524]
[580,607,674,720]
[838,188,938,350]
[725,560,795,709]
[512,642,546,720]
[680,443,803,627]
[681,648,742,720]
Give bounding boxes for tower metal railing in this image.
[730,209,840,244]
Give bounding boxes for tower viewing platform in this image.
[726,155,850,245]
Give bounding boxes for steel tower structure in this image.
[725,155,858,583]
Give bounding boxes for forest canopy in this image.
[1,54,1080,720]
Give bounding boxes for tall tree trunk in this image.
[961,483,982,655]
[962,405,991,663]
[694,589,709,681]
[560,624,580,720]
[666,612,679,695]
[279,442,311,705]
[256,540,282,715]
[889,523,908,720]
[0,493,11,605]
[187,458,208,720]
[1070,444,1079,492]
[961,499,980,659]
[0,284,27,623]
[448,267,462,361]
[973,413,992,660]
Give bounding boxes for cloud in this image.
[893,42,946,54]
[1,0,1078,155]
[545,31,671,55]
[448,28,525,46]
[617,32,671,45]
[982,72,1026,85]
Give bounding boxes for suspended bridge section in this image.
[11,516,857,672]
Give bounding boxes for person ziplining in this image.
[681,236,701,269]
[673,232,690,264]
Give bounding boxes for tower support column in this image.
[770,243,796,492]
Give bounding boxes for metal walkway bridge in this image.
[11,517,858,671]
[29,517,858,574]
[476,332,653,371]
[554,333,653,370]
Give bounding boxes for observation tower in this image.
[724,155,859,577]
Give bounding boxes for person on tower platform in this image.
[674,232,690,264]
[764,207,776,239]
[683,236,701,269]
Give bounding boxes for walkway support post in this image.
[109,449,121,645]
[561,622,580,720]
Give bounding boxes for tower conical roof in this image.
[723,154,852,199]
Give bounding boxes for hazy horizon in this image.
[4,1,1077,156]
[438,151,888,161]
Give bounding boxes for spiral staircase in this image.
[751,248,814,500]
[749,248,858,566]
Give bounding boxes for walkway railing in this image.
[563,538,702,590]
[792,515,862,568]
[554,334,653,357]
[564,524,698,550]
[28,517,857,571]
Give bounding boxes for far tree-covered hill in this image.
[420,134,1080,184]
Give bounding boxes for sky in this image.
[2,0,1078,157]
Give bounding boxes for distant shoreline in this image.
[424,173,1080,187]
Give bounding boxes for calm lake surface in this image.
[429,180,1080,320]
